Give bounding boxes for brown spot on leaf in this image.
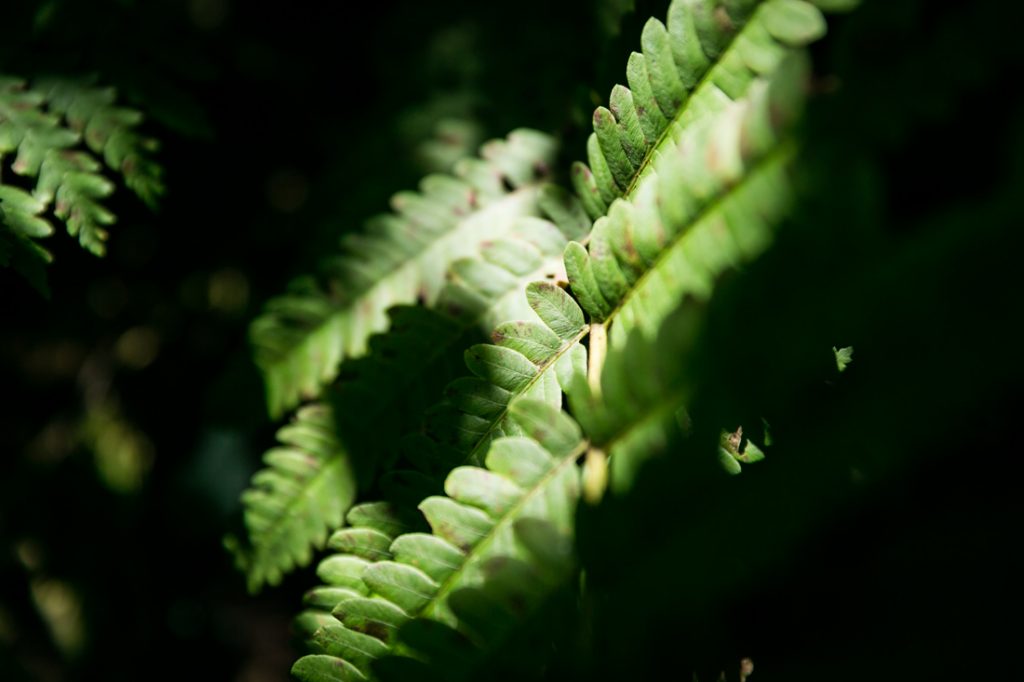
[705,136,720,173]
[714,6,735,33]
[359,620,390,642]
[622,229,638,261]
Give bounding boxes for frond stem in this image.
[587,322,607,396]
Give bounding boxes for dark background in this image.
[1,1,1022,680]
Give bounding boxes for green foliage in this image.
[571,0,826,218]
[833,345,853,372]
[0,0,1016,678]
[0,75,162,290]
[284,278,591,622]
[223,0,1010,680]
[295,401,582,680]
[226,404,357,593]
[234,191,591,593]
[250,130,559,418]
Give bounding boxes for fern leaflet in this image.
[328,185,591,472]
[250,130,559,418]
[572,0,834,218]
[225,404,357,592]
[35,76,164,207]
[567,51,808,350]
[0,75,161,265]
[292,277,588,603]
[292,400,583,681]
[230,189,592,591]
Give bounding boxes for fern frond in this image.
[226,404,357,592]
[0,75,161,267]
[286,28,812,671]
[568,51,808,349]
[567,301,705,493]
[329,192,590,473]
[35,77,165,207]
[292,400,583,681]
[393,45,806,503]
[0,185,53,266]
[271,2,834,675]
[572,0,831,218]
[251,130,559,418]
[336,7,815,491]
[293,501,419,635]
[291,276,588,616]
[232,185,590,592]
[424,279,588,467]
[284,282,588,671]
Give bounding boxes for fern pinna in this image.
[231,0,854,679]
[0,75,162,290]
[250,130,561,418]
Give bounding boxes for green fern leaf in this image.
[272,0,837,675]
[0,75,161,268]
[227,404,358,592]
[400,46,809,501]
[35,77,165,207]
[292,401,584,681]
[287,13,815,662]
[302,28,815,677]
[294,500,422,638]
[833,345,853,372]
[572,0,829,218]
[235,225,573,587]
[329,187,590,473]
[288,278,588,618]
[569,299,703,492]
[251,130,559,418]
[291,655,367,682]
[570,296,778,500]
[569,52,809,349]
[423,280,588,466]
[0,186,53,263]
